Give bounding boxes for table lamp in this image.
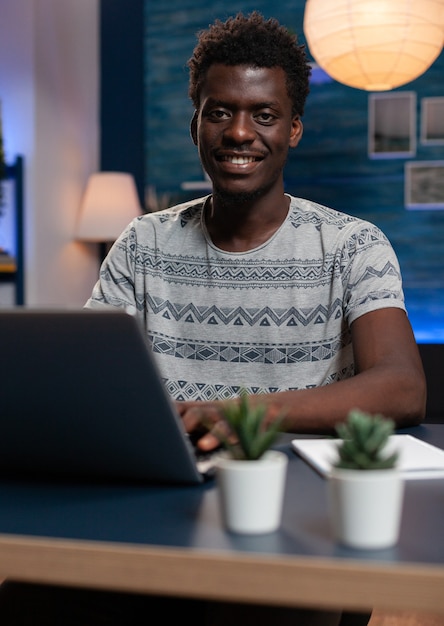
[76,172,142,261]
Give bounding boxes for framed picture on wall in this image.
[405,161,444,210]
[421,97,444,145]
[368,92,416,158]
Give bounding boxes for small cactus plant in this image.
[334,409,398,470]
[214,391,284,461]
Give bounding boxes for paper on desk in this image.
[291,434,444,480]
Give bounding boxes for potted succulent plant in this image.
[211,391,288,534]
[329,409,404,549]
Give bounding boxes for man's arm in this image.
[178,308,427,450]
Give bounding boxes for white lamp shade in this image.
[76,172,142,242]
[303,0,444,91]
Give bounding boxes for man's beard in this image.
[211,173,285,206]
[210,163,287,207]
[212,186,264,206]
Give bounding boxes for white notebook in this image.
[291,434,444,480]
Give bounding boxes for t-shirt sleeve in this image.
[84,220,139,315]
[342,221,406,325]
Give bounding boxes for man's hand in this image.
[176,400,229,452]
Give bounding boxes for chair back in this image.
[418,343,444,424]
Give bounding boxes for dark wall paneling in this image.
[100,0,145,204]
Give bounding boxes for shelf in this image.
[1,156,24,304]
[0,253,17,273]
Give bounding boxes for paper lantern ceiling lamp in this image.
[303,0,444,91]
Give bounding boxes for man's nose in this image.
[224,112,255,143]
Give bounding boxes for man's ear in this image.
[289,117,303,148]
[190,111,198,145]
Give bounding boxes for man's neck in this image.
[204,194,290,252]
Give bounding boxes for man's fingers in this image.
[196,431,221,451]
[181,406,205,433]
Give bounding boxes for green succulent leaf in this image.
[334,409,398,470]
[214,389,285,461]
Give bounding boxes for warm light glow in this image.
[303,0,444,91]
[76,172,142,242]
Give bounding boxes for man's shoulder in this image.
[135,196,207,229]
[115,197,207,249]
[288,195,359,228]
[287,196,385,238]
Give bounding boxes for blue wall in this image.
[143,1,444,342]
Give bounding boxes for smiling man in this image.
[86,12,425,449]
[1,12,425,626]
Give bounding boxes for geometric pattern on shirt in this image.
[133,238,392,289]
[162,362,355,401]
[288,207,356,229]
[347,261,401,290]
[149,332,346,364]
[147,295,345,327]
[137,254,344,288]
[123,211,395,296]
[163,380,281,401]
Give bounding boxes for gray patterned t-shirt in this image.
[85,195,406,401]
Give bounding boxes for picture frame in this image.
[368,92,416,158]
[405,161,444,210]
[421,97,444,145]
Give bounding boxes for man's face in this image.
[191,64,303,203]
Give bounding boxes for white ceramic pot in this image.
[216,450,288,534]
[328,468,405,549]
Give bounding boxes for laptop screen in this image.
[0,308,204,484]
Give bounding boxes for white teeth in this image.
[226,156,255,164]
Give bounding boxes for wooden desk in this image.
[0,425,443,615]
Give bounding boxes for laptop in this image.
[0,308,215,484]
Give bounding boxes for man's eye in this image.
[256,112,276,123]
[208,110,229,120]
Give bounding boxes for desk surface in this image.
[0,424,443,614]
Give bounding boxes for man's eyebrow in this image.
[204,98,281,110]
[253,101,281,110]
[205,99,229,107]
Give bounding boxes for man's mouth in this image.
[218,155,260,164]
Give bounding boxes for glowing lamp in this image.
[76,172,142,262]
[303,0,444,91]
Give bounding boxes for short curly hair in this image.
[188,12,311,117]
